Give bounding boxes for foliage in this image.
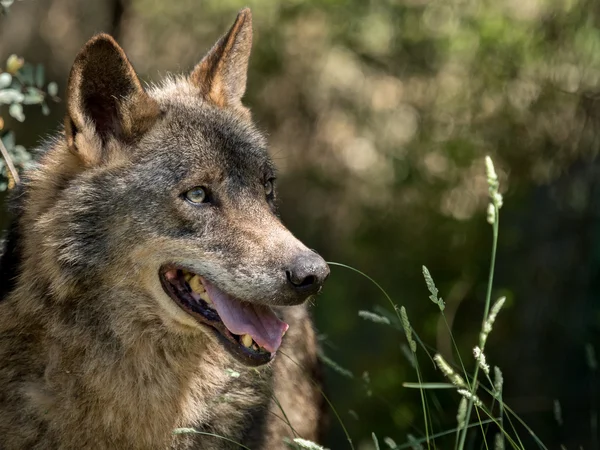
[0,0,14,15]
[0,131,30,190]
[322,159,550,449]
[0,52,59,190]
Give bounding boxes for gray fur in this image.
[0,9,327,449]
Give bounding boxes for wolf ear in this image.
[65,34,160,165]
[190,8,252,108]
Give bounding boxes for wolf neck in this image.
[7,281,267,448]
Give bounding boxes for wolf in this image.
[0,8,330,449]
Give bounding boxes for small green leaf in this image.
[292,438,325,450]
[358,310,390,325]
[318,350,354,379]
[2,131,15,149]
[6,54,24,74]
[402,382,455,389]
[9,103,25,122]
[372,432,380,450]
[35,64,45,88]
[0,89,25,104]
[19,64,34,86]
[0,73,12,89]
[383,437,397,449]
[22,88,44,105]
[47,81,58,97]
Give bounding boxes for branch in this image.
[0,137,20,186]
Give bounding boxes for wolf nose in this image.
[285,252,330,296]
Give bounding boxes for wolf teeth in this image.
[198,290,212,305]
[188,275,205,294]
[184,273,214,306]
[241,334,253,348]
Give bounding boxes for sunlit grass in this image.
[321,156,550,450]
[170,157,552,449]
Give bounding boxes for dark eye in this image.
[185,186,208,204]
[264,179,275,197]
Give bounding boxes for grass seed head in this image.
[494,433,505,450]
[456,397,467,430]
[434,353,467,388]
[400,306,417,353]
[485,156,503,224]
[473,346,490,376]
[494,366,504,396]
[293,438,325,450]
[422,266,445,311]
[358,310,391,325]
[480,296,506,348]
[457,389,483,408]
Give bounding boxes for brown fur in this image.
[190,9,252,110]
[0,9,326,449]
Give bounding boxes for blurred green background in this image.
[2,0,600,448]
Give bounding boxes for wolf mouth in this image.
[159,266,289,367]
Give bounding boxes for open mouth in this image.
[159,266,289,367]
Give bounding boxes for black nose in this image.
[286,251,330,296]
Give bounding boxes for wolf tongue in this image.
[202,280,289,353]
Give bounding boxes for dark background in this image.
[1,1,599,448]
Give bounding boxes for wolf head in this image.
[21,9,328,367]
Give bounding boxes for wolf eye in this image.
[185,187,208,204]
[264,179,275,197]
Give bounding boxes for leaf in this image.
[318,350,354,379]
[358,310,390,325]
[2,131,15,150]
[19,64,34,86]
[292,438,325,450]
[9,103,25,122]
[6,54,24,74]
[47,81,58,97]
[22,88,44,105]
[0,73,12,89]
[35,64,44,88]
[402,382,455,389]
[384,437,397,449]
[0,89,25,104]
[372,432,381,450]
[13,145,31,164]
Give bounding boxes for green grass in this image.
[316,156,549,450]
[174,156,553,449]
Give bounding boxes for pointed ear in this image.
[190,8,253,108]
[65,34,160,165]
